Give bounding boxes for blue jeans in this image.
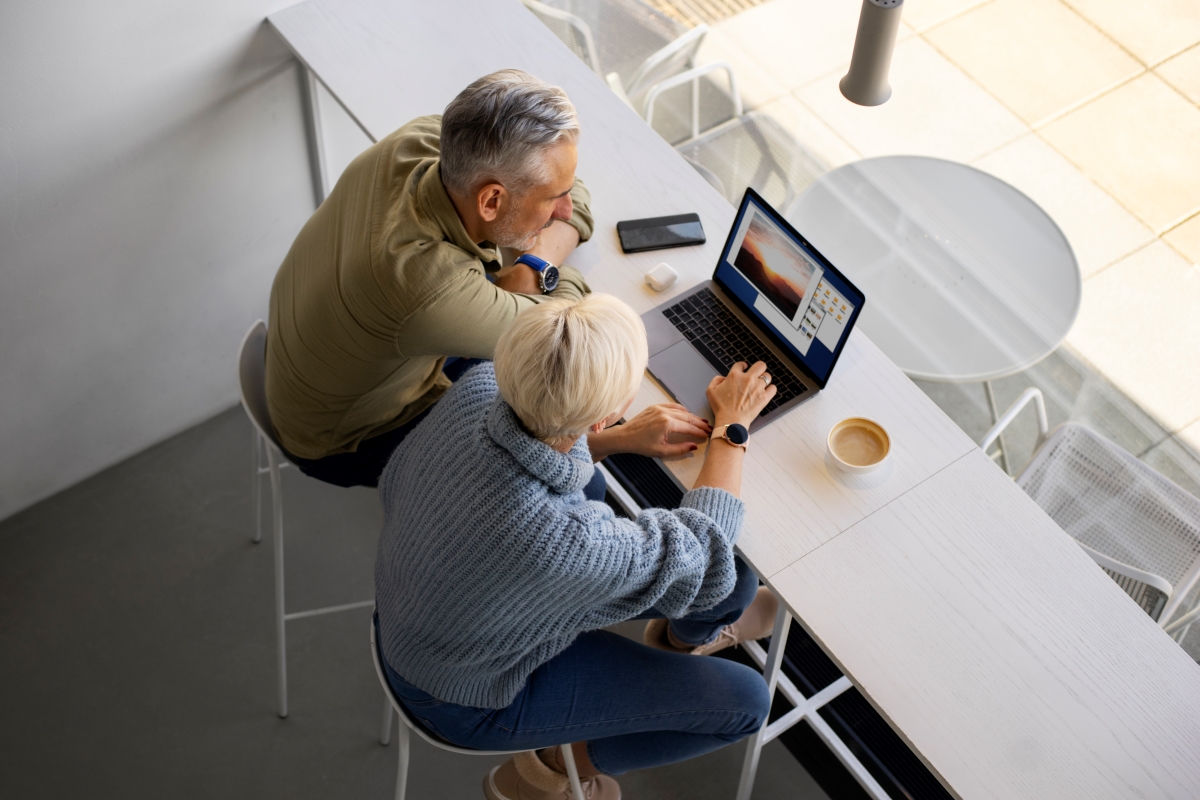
[379,557,769,775]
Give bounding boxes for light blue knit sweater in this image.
[374,363,746,709]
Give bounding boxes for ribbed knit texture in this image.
[375,363,745,709]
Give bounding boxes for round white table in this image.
[787,156,1081,470]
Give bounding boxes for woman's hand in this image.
[707,361,777,429]
[693,362,775,497]
[588,404,712,461]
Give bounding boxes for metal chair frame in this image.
[643,61,743,146]
[521,0,731,140]
[607,23,710,107]
[371,619,586,800]
[238,320,375,718]
[982,387,1200,640]
[520,0,601,73]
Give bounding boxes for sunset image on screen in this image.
[733,212,815,320]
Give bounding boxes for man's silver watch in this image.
[514,254,561,294]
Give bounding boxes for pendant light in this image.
[840,0,904,106]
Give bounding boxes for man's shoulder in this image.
[383,115,443,158]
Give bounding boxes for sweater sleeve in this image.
[568,486,746,630]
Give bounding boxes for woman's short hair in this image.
[494,294,649,445]
[440,69,579,197]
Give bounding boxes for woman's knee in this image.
[739,669,772,735]
[708,660,772,739]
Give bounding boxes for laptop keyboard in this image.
[663,288,806,416]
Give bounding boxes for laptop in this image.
[643,188,866,431]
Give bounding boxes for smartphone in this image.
[617,213,706,254]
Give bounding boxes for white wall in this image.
[0,0,319,520]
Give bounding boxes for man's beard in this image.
[491,212,553,252]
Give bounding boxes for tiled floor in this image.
[1158,43,1200,105]
[691,0,1200,495]
[1066,241,1200,432]
[924,0,1141,127]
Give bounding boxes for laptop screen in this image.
[714,189,865,388]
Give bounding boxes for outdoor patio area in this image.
[508,0,1200,500]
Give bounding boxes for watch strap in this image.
[712,424,748,451]
[514,254,552,272]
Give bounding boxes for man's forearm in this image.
[527,218,580,267]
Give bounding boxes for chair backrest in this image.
[1017,422,1200,624]
[540,0,684,84]
[237,320,284,452]
[521,0,601,74]
[624,23,708,101]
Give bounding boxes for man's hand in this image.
[525,218,581,268]
[588,404,712,462]
[494,263,540,295]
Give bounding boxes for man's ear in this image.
[476,183,505,222]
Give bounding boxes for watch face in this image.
[541,265,560,293]
[726,423,749,445]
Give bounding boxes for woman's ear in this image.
[589,420,607,435]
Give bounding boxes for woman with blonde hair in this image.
[375,293,778,800]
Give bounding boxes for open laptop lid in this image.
[713,188,866,389]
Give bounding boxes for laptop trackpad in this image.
[648,341,721,421]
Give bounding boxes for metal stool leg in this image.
[394,721,411,800]
[559,744,586,800]
[267,445,288,718]
[736,600,791,800]
[380,695,394,746]
[252,431,264,544]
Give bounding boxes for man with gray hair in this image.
[265,69,706,488]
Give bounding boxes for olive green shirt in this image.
[265,115,592,460]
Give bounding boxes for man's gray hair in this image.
[440,69,579,196]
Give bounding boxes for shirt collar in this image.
[486,398,594,495]
[416,161,500,265]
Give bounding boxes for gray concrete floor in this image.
[0,407,827,799]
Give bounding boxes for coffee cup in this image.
[827,417,891,474]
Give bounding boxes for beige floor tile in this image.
[1066,241,1200,431]
[756,93,861,168]
[1156,44,1200,105]
[903,0,992,32]
[797,37,1027,162]
[973,135,1154,278]
[696,26,790,110]
[715,0,865,93]
[925,0,1142,125]
[1040,74,1200,232]
[1061,0,1200,66]
[1164,214,1200,265]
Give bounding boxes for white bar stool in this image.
[237,320,375,718]
[370,619,586,800]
